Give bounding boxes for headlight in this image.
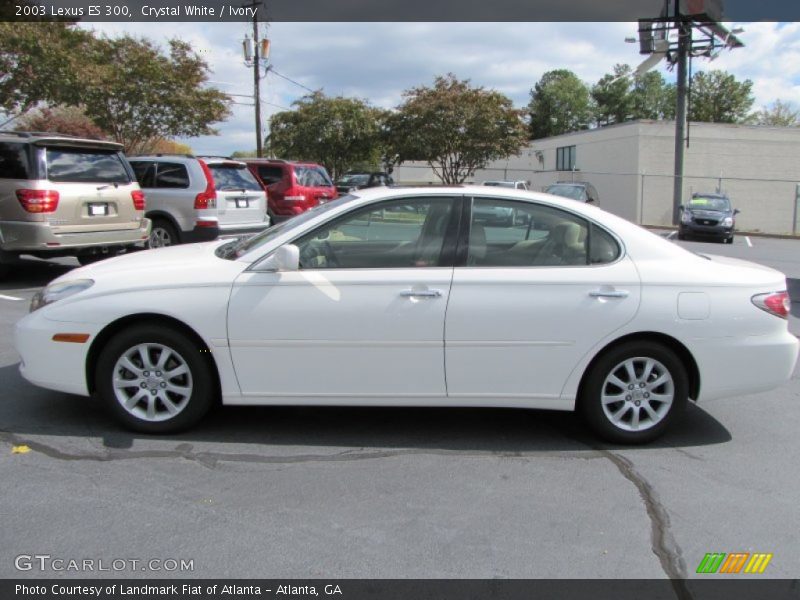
[681,211,692,224]
[721,217,734,227]
[30,279,94,312]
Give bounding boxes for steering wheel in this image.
[321,241,340,268]
[299,240,340,268]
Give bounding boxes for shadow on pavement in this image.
[0,257,76,291]
[0,363,732,456]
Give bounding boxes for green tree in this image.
[688,70,754,123]
[592,64,634,126]
[630,71,676,120]
[0,22,93,124]
[387,74,527,184]
[528,69,593,139]
[79,36,231,154]
[269,92,385,180]
[754,100,800,127]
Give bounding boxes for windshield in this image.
[338,174,370,186]
[483,181,515,188]
[687,196,731,211]
[545,184,586,201]
[217,195,356,260]
[209,164,262,191]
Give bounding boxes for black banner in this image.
[4,580,800,600]
[2,0,800,22]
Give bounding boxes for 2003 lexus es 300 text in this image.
[14,187,799,443]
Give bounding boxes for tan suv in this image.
[0,132,150,272]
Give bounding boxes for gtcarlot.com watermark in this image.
[15,554,194,573]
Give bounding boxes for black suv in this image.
[678,193,739,244]
[335,172,393,195]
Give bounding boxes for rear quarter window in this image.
[129,161,155,187]
[295,166,333,187]
[256,165,284,185]
[45,147,130,184]
[0,142,31,179]
[154,162,190,188]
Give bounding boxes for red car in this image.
[244,159,338,222]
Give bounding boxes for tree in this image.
[269,92,385,180]
[387,74,527,184]
[592,64,634,126]
[630,71,676,120]
[688,70,754,123]
[754,100,800,127]
[15,105,107,139]
[79,36,231,154]
[230,150,258,159]
[528,69,593,139]
[145,138,194,155]
[0,22,93,124]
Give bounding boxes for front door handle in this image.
[400,289,442,298]
[589,289,630,298]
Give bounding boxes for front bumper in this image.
[1,219,151,253]
[679,222,733,239]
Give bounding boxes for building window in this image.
[556,145,576,171]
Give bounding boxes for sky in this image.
[83,21,800,156]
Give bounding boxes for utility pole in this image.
[242,2,265,157]
[672,17,690,225]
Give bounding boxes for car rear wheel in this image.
[148,219,179,249]
[95,325,215,433]
[580,341,688,444]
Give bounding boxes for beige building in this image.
[393,120,800,235]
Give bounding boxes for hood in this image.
[49,240,247,291]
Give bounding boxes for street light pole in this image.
[671,20,690,225]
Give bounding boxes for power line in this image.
[267,67,316,94]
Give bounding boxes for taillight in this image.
[16,189,59,213]
[131,190,145,211]
[752,291,790,319]
[195,160,217,209]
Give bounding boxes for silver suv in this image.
[128,155,269,247]
[0,132,150,271]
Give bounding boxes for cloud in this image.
[81,21,800,154]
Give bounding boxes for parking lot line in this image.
[745,236,753,247]
[0,294,23,301]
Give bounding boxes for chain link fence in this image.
[392,164,800,235]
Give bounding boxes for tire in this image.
[148,218,179,249]
[95,325,215,433]
[676,231,686,241]
[725,235,734,244]
[579,341,688,444]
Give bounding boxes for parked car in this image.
[678,192,739,244]
[336,172,394,195]
[15,186,797,443]
[0,131,150,272]
[544,181,599,204]
[244,159,337,222]
[483,180,529,190]
[128,155,269,248]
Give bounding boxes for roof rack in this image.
[129,153,196,158]
[197,155,234,161]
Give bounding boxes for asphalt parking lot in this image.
[1,234,799,580]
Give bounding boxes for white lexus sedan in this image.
[14,187,799,443]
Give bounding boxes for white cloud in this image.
[80,21,800,154]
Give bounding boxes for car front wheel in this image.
[580,341,688,444]
[95,325,215,433]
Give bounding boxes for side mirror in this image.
[254,244,300,272]
[733,208,741,215]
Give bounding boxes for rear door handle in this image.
[589,289,630,298]
[401,289,442,298]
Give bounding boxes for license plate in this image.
[236,199,249,208]
[89,203,108,216]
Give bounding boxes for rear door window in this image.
[45,147,130,184]
[0,142,31,179]
[256,165,284,185]
[129,161,155,188]
[154,162,190,189]
[209,164,262,191]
